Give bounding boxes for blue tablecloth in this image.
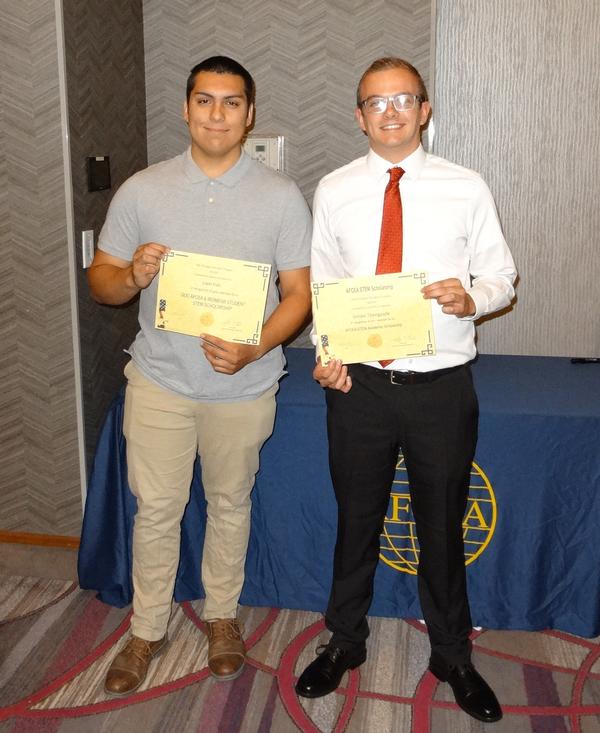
[78,349,600,636]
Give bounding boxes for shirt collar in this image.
[182,146,251,187]
[366,144,426,181]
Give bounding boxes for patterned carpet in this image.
[1,575,599,732]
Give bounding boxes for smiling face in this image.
[355,67,431,163]
[183,71,254,174]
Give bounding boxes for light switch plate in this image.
[82,230,94,269]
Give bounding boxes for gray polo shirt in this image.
[98,148,312,401]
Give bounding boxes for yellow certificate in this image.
[312,271,436,365]
[155,250,271,343]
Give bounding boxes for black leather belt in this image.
[353,363,465,385]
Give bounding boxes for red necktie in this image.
[376,167,404,366]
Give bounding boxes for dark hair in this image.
[186,56,255,105]
[356,57,428,107]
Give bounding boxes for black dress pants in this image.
[324,363,478,667]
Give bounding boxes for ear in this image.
[355,106,367,134]
[183,99,189,125]
[246,102,255,128]
[419,100,432,127]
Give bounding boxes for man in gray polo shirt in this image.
[88,56,311,695]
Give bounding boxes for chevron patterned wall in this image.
[143,0,434,346]
[4,0,595,537]
[0,1,81,533]
[0,1,434,535]
[63,0,147,470]
[435,0,600,357]
[143,0,434,205]
[2,0,597,538]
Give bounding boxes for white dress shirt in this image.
[311,145,517,371]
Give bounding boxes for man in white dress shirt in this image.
[295,58,516,724]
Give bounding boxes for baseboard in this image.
[0,530,80,550]
[0,534,79,581]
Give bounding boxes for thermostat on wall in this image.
[87,156,111,192]
[244,136,285,172]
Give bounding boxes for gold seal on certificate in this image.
[155,250,271,344]
[312,271,436,365]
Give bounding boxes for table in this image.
[78,349,600,636]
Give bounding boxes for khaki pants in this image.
[123,361,276,640]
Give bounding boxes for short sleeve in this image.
[274,179,312,272]
[97,177,141,261]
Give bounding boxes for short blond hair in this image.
[356,57,428,107]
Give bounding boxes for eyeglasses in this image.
[359,93,423,114]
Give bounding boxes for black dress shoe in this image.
[295,643,367,698]
[429,661,502,723]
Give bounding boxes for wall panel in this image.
[63,0,147,469]
[0,0,80,533]
[435,0,600,356]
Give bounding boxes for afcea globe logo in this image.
[379,451,497,574]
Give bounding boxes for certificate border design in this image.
[154,250,271,342]
[311,272,435,363]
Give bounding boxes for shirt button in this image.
[209,181,214,186]
[208,197,214,203]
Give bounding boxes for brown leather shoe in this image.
[206,618,245,680]
[104,634,167,696]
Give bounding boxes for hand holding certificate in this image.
[155,250,271,343]
[312,271,436,365]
